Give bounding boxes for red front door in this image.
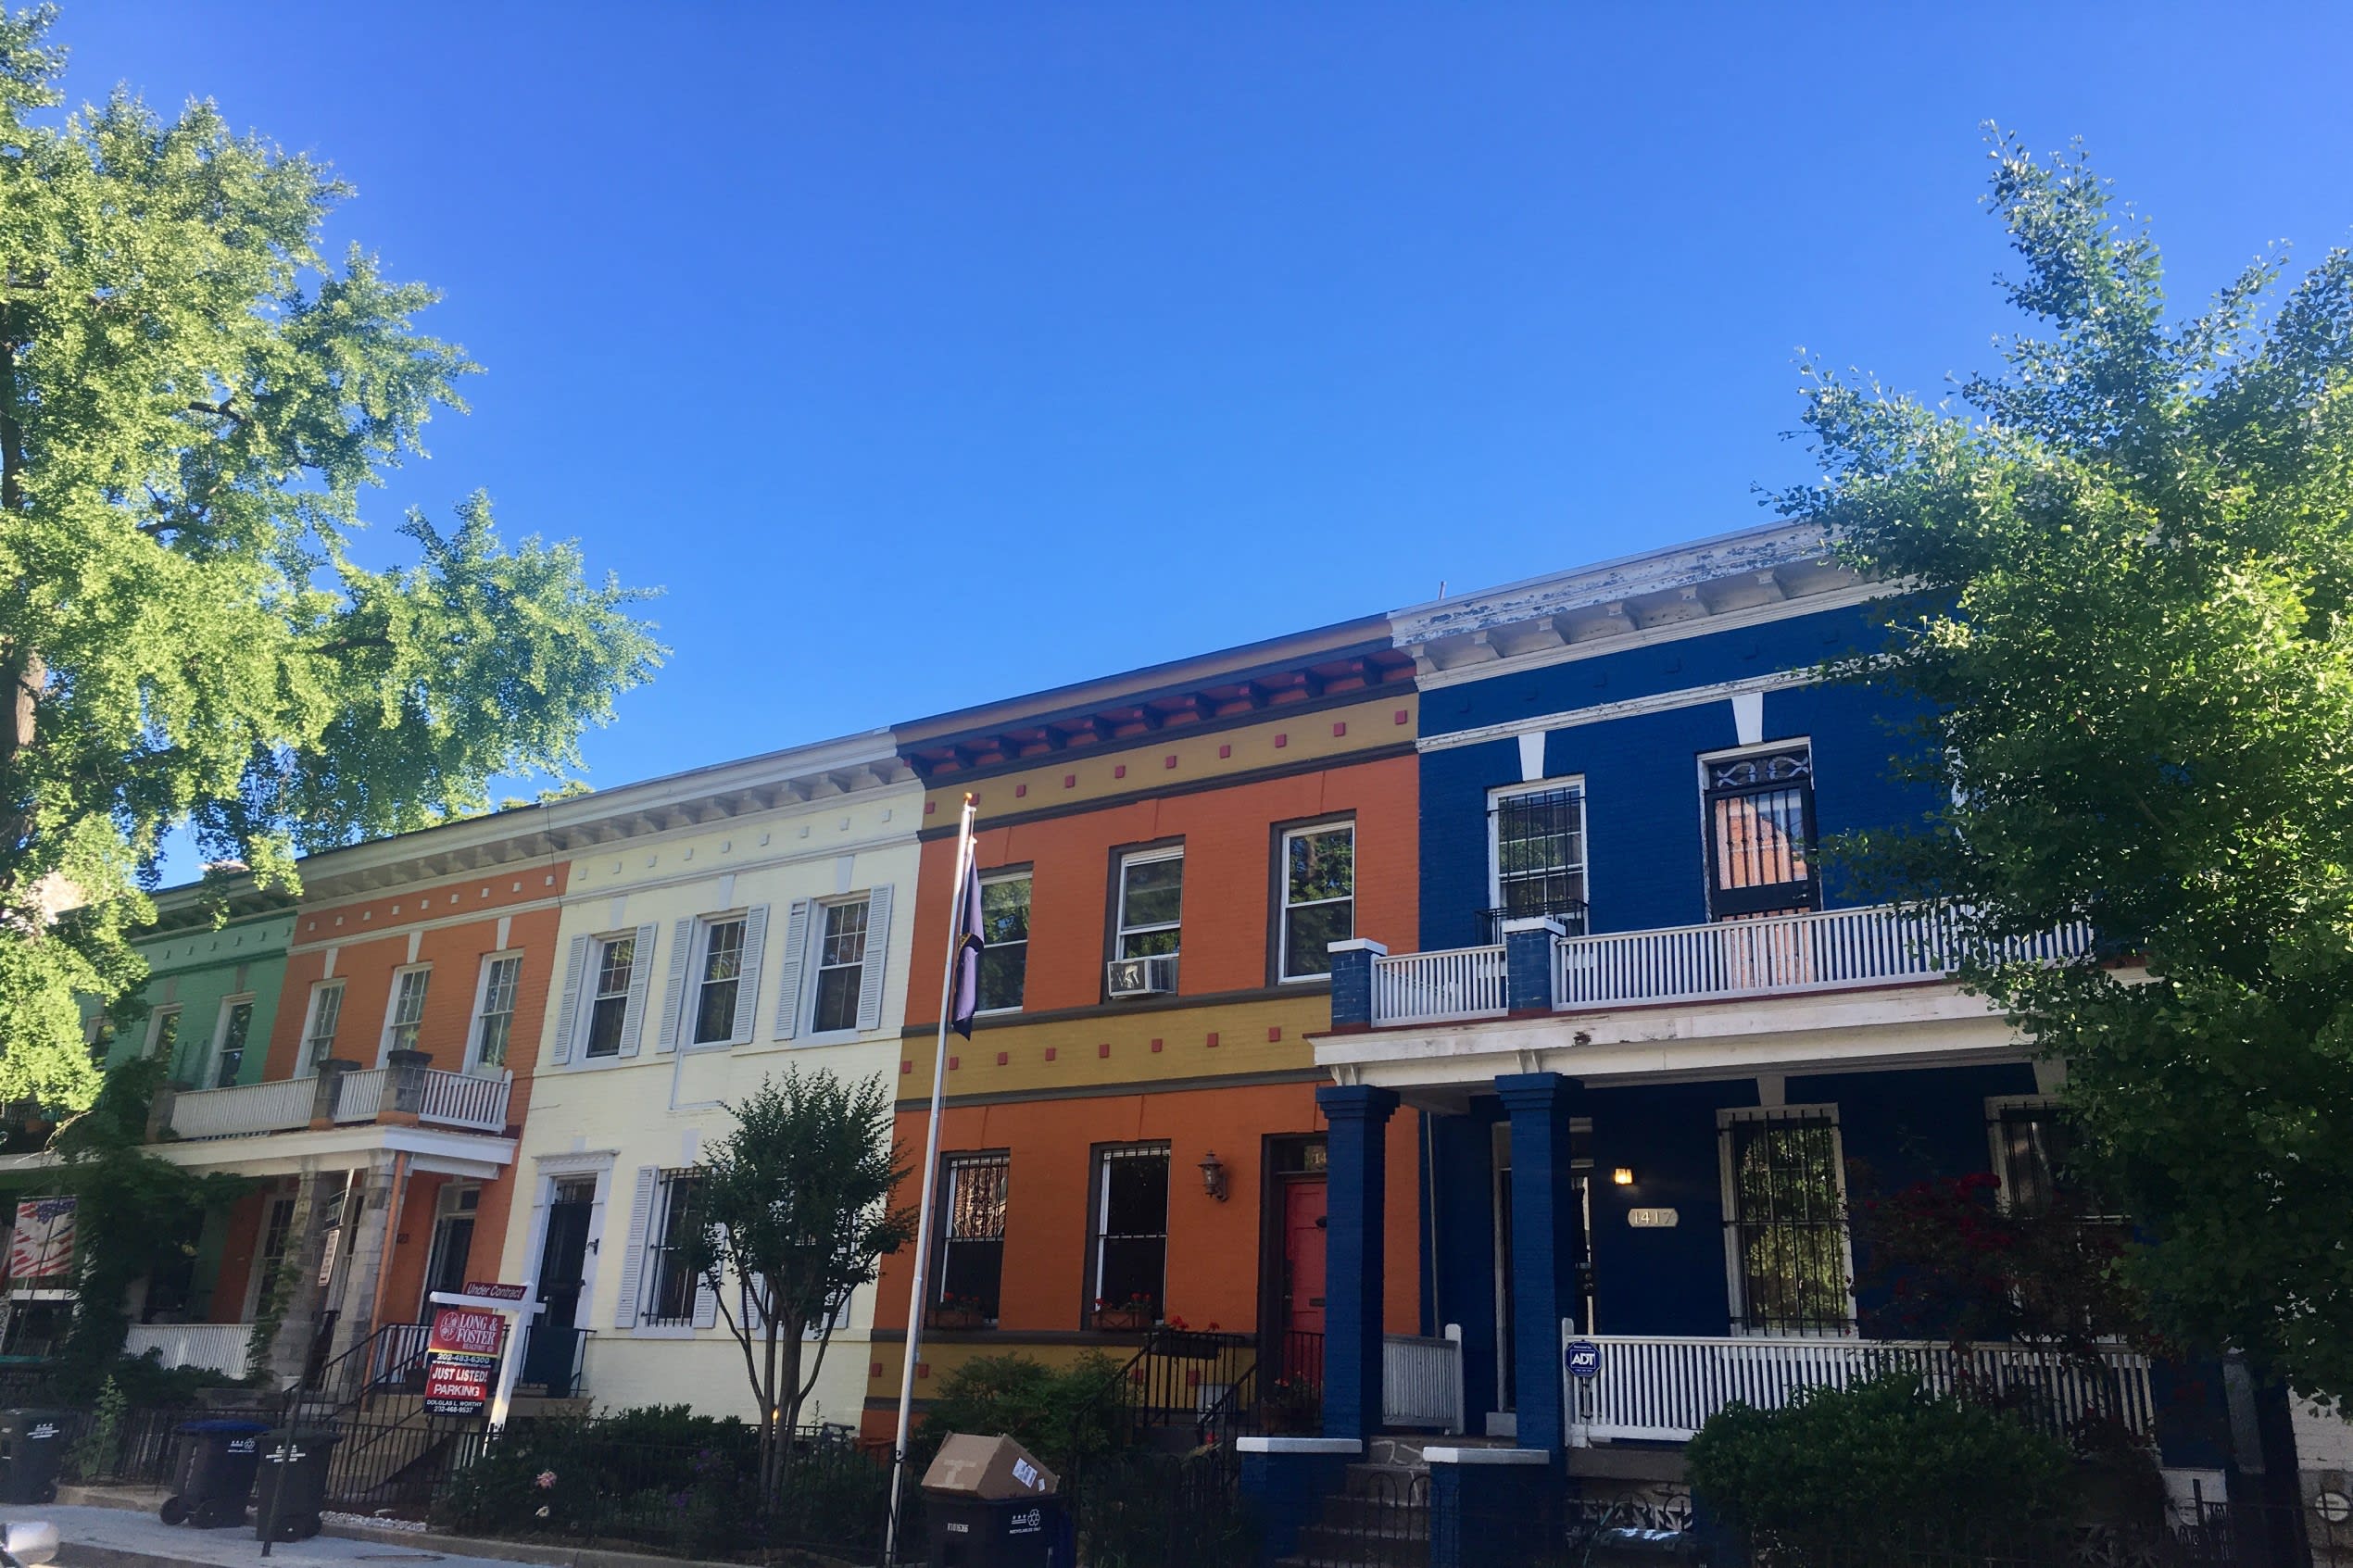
[1282,1178,1327,1337]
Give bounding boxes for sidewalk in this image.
[36,1501,575,1568]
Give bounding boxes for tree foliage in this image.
[1791,129,2353,1400]
[0,6,661,1108]
[687,1069,913,1487]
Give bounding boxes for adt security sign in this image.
[1565,1340,1602,1380]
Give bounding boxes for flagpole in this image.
[886,793,976,1564]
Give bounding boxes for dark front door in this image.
[522,1178,595,1394]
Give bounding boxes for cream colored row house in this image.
[491,732,923,1426]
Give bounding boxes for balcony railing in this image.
[123,1322,252,1379]
[1373,945,1508,1025]
[166,1065,511,1140]
[1358,903,2093,1027]
[1382,1325,1465,1433]
[1565,1330,2155,1443]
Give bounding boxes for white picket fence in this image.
[1565,1331,2156,1443]
[1382,1325,1465,1433]
[1553,904,2094,1011]
[123,1322,253,1378]
[1370,947,1509,1026]
[167,1077,316,1140]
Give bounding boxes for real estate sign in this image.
[422,1303,505,1417]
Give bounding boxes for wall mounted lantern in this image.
[1612,1166,1636,1186]
[1199,1150,1229,1202]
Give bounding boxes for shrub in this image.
[916,1351,1126,1475]
[1685,1373,2078,1559]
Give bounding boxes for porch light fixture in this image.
[1199,1150,1229,1202]
[1611,1167,1635,1186]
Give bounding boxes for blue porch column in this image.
[1326,938,1388,1032]
[1501,917,1564,1015]
[1315,1083,1399,1442]
[1497,1072,1581,1456]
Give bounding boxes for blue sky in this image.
[57,2,2353,808]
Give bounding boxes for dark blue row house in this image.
[1288,524,2242,1532]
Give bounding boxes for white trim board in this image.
[1418,670,1819,754]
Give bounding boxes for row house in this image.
[488,732,922,1426]
[861,617,1425,1439]
[1302,523,2236,1504]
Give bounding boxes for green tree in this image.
[686,1069,914,1489]
[1787,130,2353,1401]
[0,6,661,1108]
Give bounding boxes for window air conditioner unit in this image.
[1107,953,1179,998]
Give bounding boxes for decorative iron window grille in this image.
[1704,746,1818,919]
[641,1170,705,1326]
[936,1153,1010,1325]
[1723,1108,1851,1335]
[1491,784,1589,938]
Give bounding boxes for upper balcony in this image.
[157,1053,512,1142]
[1336,903,2092,1031]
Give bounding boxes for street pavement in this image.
[32,1502,570,1568]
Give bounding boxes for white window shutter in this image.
[855,884,894,1034]
[655,918,695,1054]
[772,900,812,1040]
[732,905,770,1045]
[692,1269,720,1330]
[612,1166,657,1328]
[550,935,589,1066]
[619,922,658,1059]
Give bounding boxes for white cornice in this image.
[1417,670,1821,752]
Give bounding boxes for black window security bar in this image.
[1705,746,1818,919]
[1726,1110,1850,1335]
[935,1152,1009,1326]
[1491,785,1589,939]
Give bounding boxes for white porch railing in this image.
[123,1323,252,1379]
[1371,947,1509,1026]
[332,1068,391,1122]
[1554,904,2094,1011]
[415,1071,512,1133]
[1382,1324,1465,1433]
[167,1077,315,1140]
[1566,1332,2156,1443]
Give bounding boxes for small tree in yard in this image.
[687,1068,913,1489]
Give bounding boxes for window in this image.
[422,1185,480,1306]
[1704,745,1817,919]
[1721,1109,1851,1335]
[1089,1145,1170,1324]
[1988,1098,2118,1221]
[1278,823,1354,981]
[213,999,254,1088]
[251,1194,297,1317]
[691,918,747,1046]
[472,957,522,1070]
[584,936,636,1059]
[303,983,345,1070]
[82,1012,115,1069]
[936,1153,1010,1326]
[1491,782,1589,938]
[812,899,869,1035]
[146,1006,181,1063]
[384,969,431,1058]
[977,875,1030,1013]
[641,1171,704,1327]
[1115,850,1183,960]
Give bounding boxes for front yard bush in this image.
[1686,1373,2077,1559]
[915,1350,1126,1474]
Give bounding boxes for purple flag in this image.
[950,853,987,1039]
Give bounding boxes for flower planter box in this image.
[1093,1309,1153,1333]
[928,1308,987,1331]
[1155,1331,1228,1361]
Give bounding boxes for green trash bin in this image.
[0,1410,66,1504]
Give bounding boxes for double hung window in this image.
[472,957,522,1070]
[691,918,748,1045]
[977,875,1030,1013]
[1491,782,1589,938]
[384,969,431,1058]
[812,899,869,1035]
[213,999,254,1088]
[1089,1145,1171,1324]
[147,1006,182,1064]
[1721,1108,1851,1335]
[584,937,636,1059]
[641,1171,705,1327]
[303,983,345,1070]
[1115,851,1183,960]
[937,1153,1010,1325]
[1278,824,1354,981]
[1704,745,1818,919]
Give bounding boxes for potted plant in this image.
[929,1293,988,1331]
[1155,1315,1227,1359]
[1092,1293,1156,1332]
[1264,1374,1321,1436]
